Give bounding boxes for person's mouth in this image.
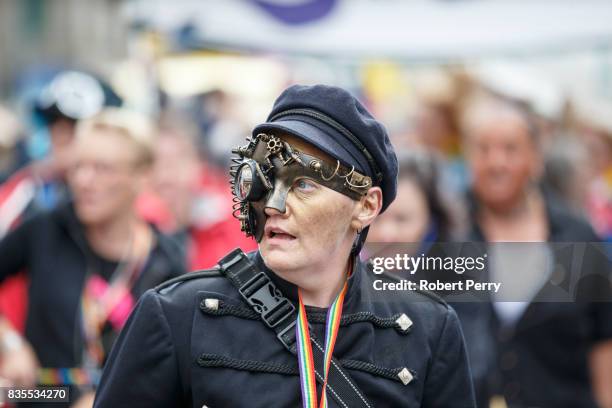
[265,225,297,241]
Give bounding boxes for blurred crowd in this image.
[0,64,610,407]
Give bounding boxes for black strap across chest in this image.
[218,248,373,408]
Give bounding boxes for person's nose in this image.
[263,178,289,215]
[488,145,511,167]
[264,206,284,217]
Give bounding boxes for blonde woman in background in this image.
[0,109,185,407]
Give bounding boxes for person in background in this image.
[0,71,123,336]
[368,149,461,245]
[140,112,257,269]
[0,105,30,342]
[576,111,612,243]
[543,136,592,214]
[457,95,612,408]
[0,108,184,408]
[14,70,122,215]
[366,149,465,283]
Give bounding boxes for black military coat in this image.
[94,251,475,407]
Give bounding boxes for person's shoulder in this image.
[140,266,235,320]
[13,200,70,234]
[154,266,225,295]
[360,260,452,317]
[148,249,265,311]
[358,260,461,353]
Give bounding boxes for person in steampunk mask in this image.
[94,85,476,408]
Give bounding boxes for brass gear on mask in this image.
[266,136,283,154]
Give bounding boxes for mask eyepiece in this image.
[233,159,269,202]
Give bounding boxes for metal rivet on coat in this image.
[395,313,413,332]
[204,298,219,311]
[397,367,413,385]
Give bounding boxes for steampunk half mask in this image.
[230,133,372,241]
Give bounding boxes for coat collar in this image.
[249,250,363,311]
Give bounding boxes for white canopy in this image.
[125,0,612,61]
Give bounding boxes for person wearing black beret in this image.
[94,84,476,407]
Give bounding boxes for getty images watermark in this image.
[362,242,611,302]
[369,252,501,293]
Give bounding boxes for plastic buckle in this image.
[239,272,295,328]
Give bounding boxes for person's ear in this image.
[351,186,383,232]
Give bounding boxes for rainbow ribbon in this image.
[38,367,101,386]
[297,294,318,407]
[296,265,351,408]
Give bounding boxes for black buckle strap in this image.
[239,272,295,329]
[218,249,297,351]
[218,249,373,408]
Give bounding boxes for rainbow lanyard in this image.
[296,264,351,408]
[38,367,100,386]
